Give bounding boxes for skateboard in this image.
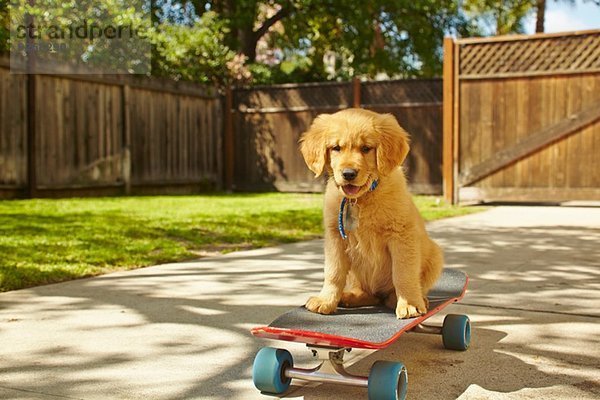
[250,268,470,399]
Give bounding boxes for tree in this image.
[0,0,480,83]
[463,0,535,35]
[534,0,599,34]
[185,0,293,62]
[174,0,476,81]
[150,11,243,84]
[535,0,546,32]
[1,0,11,54]
[4,0,152,73]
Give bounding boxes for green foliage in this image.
[150,11,237,84]
[0,0,10,54]
[273,0,477,80]
[5,0,151,73]
[463,0,536,35]
[183,0,481,83]
[1,0,570,83]
[246,54,316,84]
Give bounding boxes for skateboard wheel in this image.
[368,361,408,400]
[442,314,471,351]
[252,347,293,394]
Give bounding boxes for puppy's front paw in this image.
[305,296,337,315]
[395,299,427,319]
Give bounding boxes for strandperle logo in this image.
[13,21,146,42]
[9,0,151,74]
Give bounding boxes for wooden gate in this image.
[443,30,600,204]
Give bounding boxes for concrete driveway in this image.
[1,206,599,399]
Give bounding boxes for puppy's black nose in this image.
[342,168,358,181]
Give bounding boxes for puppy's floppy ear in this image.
[299,114,331,177]
[374,113,410,176]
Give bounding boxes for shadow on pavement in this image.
[1,210,599,399]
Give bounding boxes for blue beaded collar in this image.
[338,180,379,240]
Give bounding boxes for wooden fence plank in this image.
[122,85,132,194]
[452,41,461,203]
[0,70,28,188]
[456,28,600,45]
[353,77,361,108]
[224,86,234,190]
[459,187,600,203]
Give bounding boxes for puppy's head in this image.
[299,108,409,199]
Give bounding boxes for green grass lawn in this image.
[0,193,482,292]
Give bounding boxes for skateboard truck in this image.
[285,346,368,388]
[287,323,445,388]
[412,323,442,335]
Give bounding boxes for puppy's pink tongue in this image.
[343,185,360,196]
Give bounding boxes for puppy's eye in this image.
[361,146,372,154]
[332,145,341,152]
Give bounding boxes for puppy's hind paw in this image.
[423,296,430,310]
[395,301,427,319]
[339,291,380,308]
[305,296,337,315]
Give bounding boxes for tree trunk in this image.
[194,0,290,62]
[240,6,290,62]
[536,0,546,33]
[150,0,161,75]
[238,28,258,61]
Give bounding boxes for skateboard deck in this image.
[251,268,468,349]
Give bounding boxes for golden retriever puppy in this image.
[299,108,443,319]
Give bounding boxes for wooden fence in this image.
[443,30,600,204]
[5,31,599,201]
[226,78,443,193]
[0,56,223,198]
[1,56,443,198]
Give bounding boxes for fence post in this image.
[26,74,37,198]
[122,84,132,195]
[442,37,456,204]
[25,4,37,198]
[223,86,234,191]
[352,76,361,108]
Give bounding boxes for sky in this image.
[524,0,600,34]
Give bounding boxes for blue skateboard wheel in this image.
[442,314,471,351]
[368,360,408,400]
[252,347,293,394]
